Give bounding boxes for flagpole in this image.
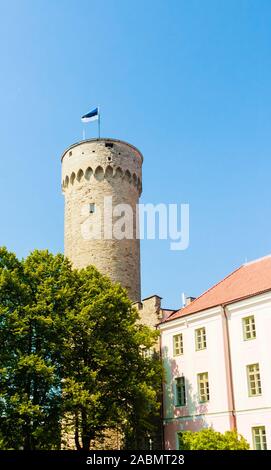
[98,105,101,139]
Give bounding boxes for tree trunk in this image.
[81,409,91,451]
[75,411,82,450]
[23,424,32,450]
[24,321,34,450]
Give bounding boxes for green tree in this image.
[0,248,73,449]
[179,428,250,450]
[61,266,161,450]
[0,247,161,450]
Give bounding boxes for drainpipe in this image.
[159,328,165,450]
[222,305,237,431]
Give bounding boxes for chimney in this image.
[186,296,196,305]
[182,293,196,307]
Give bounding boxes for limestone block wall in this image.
[61,138,143,302]
[135,295,174,329]
[135,295,163,329]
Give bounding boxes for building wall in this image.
[161,308,231,449]
[227,292,271,449]
[61,138,143,302]
[133,295,173,449]
[135,296,163,329]
[160,291,271,449]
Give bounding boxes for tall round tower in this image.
[61,138,143,302]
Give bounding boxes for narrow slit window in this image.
[89,203,95,214]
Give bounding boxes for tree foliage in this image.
[61,265,161,450]
[179,428,250,450]
[0,247,161,450]
[0,248,72,449]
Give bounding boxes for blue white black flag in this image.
[81,107,99,123]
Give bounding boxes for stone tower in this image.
[61,138,143,302]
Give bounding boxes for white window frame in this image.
[197,372,209,403]
[242,315,256,341]
[141,347,153,359]
[252,426,267,450]
[173,333,183,356]
[247,363,262,396]
[195,327,207,351]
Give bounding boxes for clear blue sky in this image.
[1,0,271,308]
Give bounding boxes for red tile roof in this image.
[166,255,271,322]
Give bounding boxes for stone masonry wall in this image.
[61,139,143,302]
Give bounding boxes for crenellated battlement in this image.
[61,138,143,196]
[62,164,142,194]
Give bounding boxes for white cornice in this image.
[159,290,271,331]
[158,306,222,331]
[225,290,271,314]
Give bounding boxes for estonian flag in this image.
[81,107,99,123]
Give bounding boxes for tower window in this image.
[89,203,95,214]
[105,142,114,148]
[69,151,72,156]
[107,156,112,162]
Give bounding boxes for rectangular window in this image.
[89,203,95,214]
[141,347,152,359]
[173,334,183,356]
[175,377,186,406]
[252,426,267,450]
[247,363,262,396]
[243,315,256,340]
[197,372,209,402]
[195,327,206,351]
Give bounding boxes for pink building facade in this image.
[160,256,271,450]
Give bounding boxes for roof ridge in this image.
[244,253,271,266]
[167,263,244,321]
